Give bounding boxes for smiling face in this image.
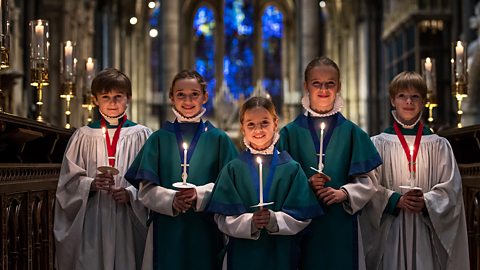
[94,89,130,117]
[391,87,425,125]
[241,107,278,150]
[304,65,341,113]
[170,78,208,118]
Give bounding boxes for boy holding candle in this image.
[54,68,152,270]
[207,96,323,270]
[359,71,469,270]
[125,69,238,270]
[277,56,382,270]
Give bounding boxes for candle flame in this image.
[256,156,262,164]
[320,122,326,130]
[87,57,93,63]
[409,146,414,155]
[183,142,188,150]
[102,127,106,135]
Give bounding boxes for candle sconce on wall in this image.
[81,57,96,124]
[421,57,437,129]
[29,19,49,122]
[59,40,77,129]
[0,0,10,112]
[451,40,468,128]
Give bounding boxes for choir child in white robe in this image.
[208,97,323,270]
[125,69,238,270]
[54,68,152,270]
[360,71,469,270]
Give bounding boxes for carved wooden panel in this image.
[460,164,480,270]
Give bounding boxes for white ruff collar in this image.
[302,94,343,117]
[243,132,280,155]
[391,110,422,129]
[99,110,126,125]
[172,107,206,123]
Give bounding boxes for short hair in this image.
[304,56,341,82]
[239,96,278,124]
[388,71,427,99]
[169,69,207,99]
[91,68,132,97]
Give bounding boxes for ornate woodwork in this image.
[0,113,73,270]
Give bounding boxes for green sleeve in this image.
[384,192,401,216]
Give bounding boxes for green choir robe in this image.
[277,113,382,270]
[207,150,324,270]
[125,120,238,270]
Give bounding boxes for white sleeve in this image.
[138,181,178,216]
[342,171,377,214]
[214,213,260,240]
[193,183,215,212]
[267,210,311,235]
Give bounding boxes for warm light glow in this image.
[409,146,414,156]
[319,1,326,8]
[320,122,326,130]
[424,57,432,72]
[148,1,156,9]
[256,156,262,164]
[183,142,188,150]
[149,29,158,37]
[129,17,138,25]
[102,127,107,135]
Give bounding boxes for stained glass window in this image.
[262,5,283,111]
[193,5,216,113]
[224,0,254,99]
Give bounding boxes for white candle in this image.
[455,41,464,79]
[409,145,414,185]
[182,142,188,184]
[86,57,95,88]
[424,57,433,90]
[256,156,263,205]
[34,22,45,57]
[319,122,326,172]
[64,41,73,74]
[102,127,109,166]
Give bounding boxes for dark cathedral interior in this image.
[0,0,480,269]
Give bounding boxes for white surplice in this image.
[54,124,152,270]
[360,132,469,270]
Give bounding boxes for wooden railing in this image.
[0,113,73,270]
[440,125,480,270]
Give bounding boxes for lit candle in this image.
[424,57,433,90]
[256,157,263,205]
[319,122,326,172]
[86,57,95,89]
[409,145,414,186]
[64,41,73,74]
[182,142,188,184]
[34,21,45,57]
[102,127,109,166]
[455,41,464,79]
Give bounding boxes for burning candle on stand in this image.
[182,143,188,184]
[319,122,326,172]
[256,156,263,205]
[64,41,73,74]
[86,57,95,88]
[409,145,414,187]
[34,21,45,58]
[424,57,433,91]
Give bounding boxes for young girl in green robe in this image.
[125,70,238,270]
[208,96,323,270]
[277,56,382,270]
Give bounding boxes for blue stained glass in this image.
[262,5,283,112]
[224,0,254,99]
[193,5,216,113]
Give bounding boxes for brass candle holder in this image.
[421,57,437,129]
[81,57,96,124]
[451,41,468,128]
[29,19,49,122]
[60,41,77,129]
[0,0,10,112]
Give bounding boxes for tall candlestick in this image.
[424,57,433,91]
[64,41,73,74]
[34,21,45,58]
[409,145,414,186]
[256,157,263,205]
[85,57,95,89]
[455,41,464,79]
[182,142,188,184]
[319,122,326,172]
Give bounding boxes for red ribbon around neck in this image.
[100,115,127,167]
[393,121,423,174]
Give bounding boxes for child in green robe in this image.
[208,96,323,270]
[125,69,238,270]
[277,56,382,270]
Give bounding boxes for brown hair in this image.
[239,96,278,123]
[169,69,207,98]
[304,56,341,82]
[91,68,132,97]
[388,71,427,99]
